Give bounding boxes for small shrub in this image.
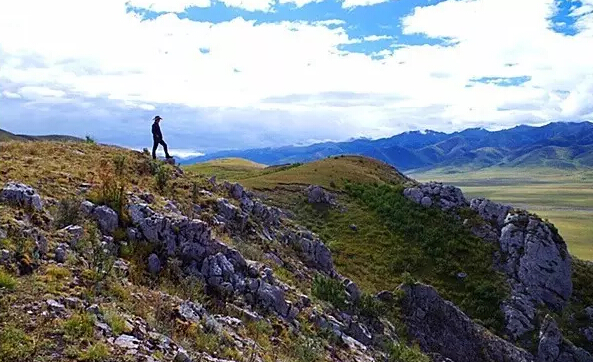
[311,274,347,310]
[112,154,127,178]
[89,159,126,218]
[104,309,129,336]
[78,224,116,292]
[355,293,387,319]
[79,342,110,362]
[0,324,34,361]
[155,165,170,192]
[55,196,82,229]
[0,268,16,290]
[387,342,430,362]
[290,337,324,362]
[85,135,96,144]
[63,312,95,340]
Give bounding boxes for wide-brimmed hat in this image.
[153,115,162,121]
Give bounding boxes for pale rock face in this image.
[470,198,512,228]
[398,283,535,362]
[0,182,43,211]
[403,182,468,211]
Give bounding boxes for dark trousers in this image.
[152,138,170,159]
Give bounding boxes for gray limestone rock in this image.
[0,182,43,211]
[398,283,535,362]
[148,253,161,274]
[537,315,593,362]
[92,205,119,235]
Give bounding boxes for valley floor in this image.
[409,167,593,260]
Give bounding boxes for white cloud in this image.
[363,35,392,41]
[18,86,66,99]
[341,0,390,9]
[1,91,21,99]
[218,0,276,11]
[126,0,211,12]
[278,0,323,7]
[0,0,592,149]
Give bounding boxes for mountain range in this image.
[181,121,593,171]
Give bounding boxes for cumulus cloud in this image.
[126,0,211,12]
[0,0,592,152]
[341,0,390,9]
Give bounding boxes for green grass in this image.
[184,155,409,190]
[184,157,268,180]
[410,167,593,260]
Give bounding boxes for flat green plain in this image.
[409,167,593,261]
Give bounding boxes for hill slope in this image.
[1,142,592,362]
[182,121,593,172]
[0,127,84,143]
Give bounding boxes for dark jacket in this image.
[152,122,163,140]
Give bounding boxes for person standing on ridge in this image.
[151,115,173,160]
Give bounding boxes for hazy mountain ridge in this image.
[0,128,84,143]
[182,121,593,171]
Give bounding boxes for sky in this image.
[1,0,592,157]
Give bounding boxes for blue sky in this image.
[1,0,592,157]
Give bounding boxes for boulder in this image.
[306,185,336,205]
[0,182,43,211]
[92,205,119,235]
[537,315,593,362]
[148,254,161,274]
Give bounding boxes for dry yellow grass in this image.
[232,155,409,190]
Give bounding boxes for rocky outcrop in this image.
[403,183,575,345]
[500,212,572,311]
[471,198,512,228]
[537,315,593,362]
[403,182,468,211]
[0,182,43,211]
[398,283,535,362]
[126,201,296,321]
[283,229,334,274]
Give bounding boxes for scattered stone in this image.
[0,182,43,211]
[64,297,83,309]
[87,304,101,315]
[62,225,84,248]
[148,253,161,274]
[349,224,358,232]
[1,249,11,265]
[54,247,66,263]
[457,272,467,280]
[0,228,6,240]
[114,334,141,349]
[113,259,130,278]
[46,299,66,314]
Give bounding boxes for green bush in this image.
[344,182,508,332]
[55,196,82,228]
[113,154,127,177]
[311,274,348,310]
[387,342,430,362]
[155,164,170,192]
[0,325,34,361]
[0,268,16,290]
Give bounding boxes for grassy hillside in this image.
[185,156,509,332]
[410,167,593,260]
